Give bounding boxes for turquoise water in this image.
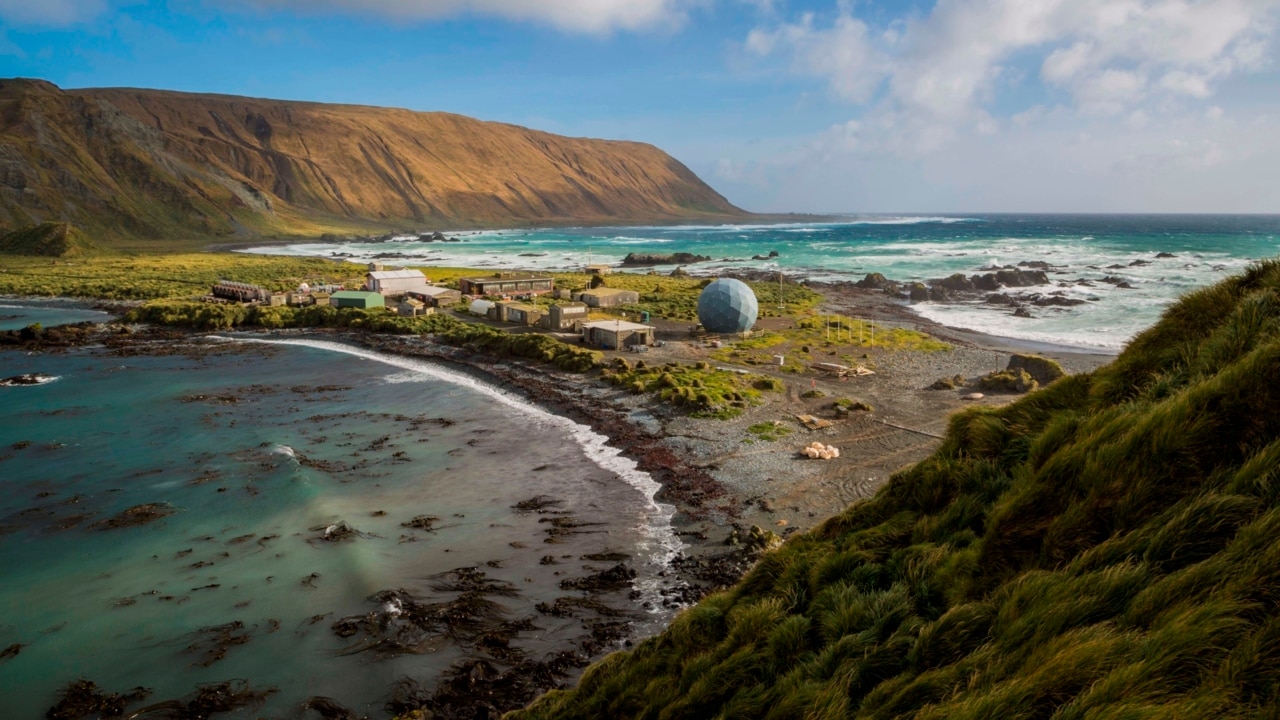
[0,334,678,717]
[0,299,111,331]
[245,214,1280,351]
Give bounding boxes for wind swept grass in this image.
[504,259,1280,719]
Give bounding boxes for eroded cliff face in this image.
[0,79,743,243]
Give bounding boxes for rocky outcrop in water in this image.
[621,252,713,266]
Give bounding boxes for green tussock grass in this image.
[748,421,795,442]
[0,252,367,300]
[537,272,822,322]
[710,315,949,373]
[601,358,781,419]
[505,259,1280,719]
[0,222,102,257]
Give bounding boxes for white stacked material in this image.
[801,441,841,460]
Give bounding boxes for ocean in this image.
[243,214,1280,352]
[0,321,679,717]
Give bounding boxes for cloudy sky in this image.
[1,0,1278,213]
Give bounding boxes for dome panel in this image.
[697,278,758,334]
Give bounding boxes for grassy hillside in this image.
[0,78,746,248]
[0,221,100,257]
[507,259,1280,719]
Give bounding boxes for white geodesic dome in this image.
[697,278,758,334]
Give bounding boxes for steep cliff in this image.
[0,79,744,245]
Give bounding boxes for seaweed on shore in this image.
[300,696,365,720]
[181,621,251,667]
[46,680,152,719]
[123,680,276,719]
[558,563,636,593]
[90,503,177,530]
[331,569,530,658]
[538,516,605,543]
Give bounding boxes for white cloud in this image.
[0,0,106,25]
[746,0,1280,147]
[228,0,698,34]
[746,13,887,102]
[710,103,1280,212]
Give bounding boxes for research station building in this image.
[574,288,640,308]
[582,320,655,349]
[331,291,385,309]
[460,273,554,297]
[367,269,430,296]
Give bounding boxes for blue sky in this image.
[2,0,1279,213]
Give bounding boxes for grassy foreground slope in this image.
[510,260,1280,720]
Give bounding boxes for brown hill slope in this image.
[0,79,744,245]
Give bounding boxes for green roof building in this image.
[330,290,385,309]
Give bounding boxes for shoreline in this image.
[1,294,1118,715]
[204,212,846,254]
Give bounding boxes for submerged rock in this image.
[0,373,57,386]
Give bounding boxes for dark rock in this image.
[971,274,1001,291]
[1156,252,1177,259]
[621,252,712,266]
[1117,282,1134,289]
[855,273,895,290]
[1129,259,1151,267]
[928,286,951,302]
[933,273,974,292]
[768,250,780,258]
[907,282,929,302]
[994,269,1049,287]
[1099,276,1126,284]
[1017,261,1051,269]
[985,293,1013,305]
[1031,295,1087,307]
[0,373,56,386]
[1013,308,1034,318]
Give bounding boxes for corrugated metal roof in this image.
[368,270,426,280]
[416,286,459,297]
[583,320,652,332]
[581,288,635,296]
[332,291,383,300]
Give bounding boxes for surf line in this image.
[212,335,685,607]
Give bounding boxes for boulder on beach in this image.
[1007,353,1066,386]
[856,273,894,290]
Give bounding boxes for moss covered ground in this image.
[600,358,782,419]
[504,260,1280,719]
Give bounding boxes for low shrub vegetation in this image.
[506,260,1280,719]
[601,358,780,419]
[0,253,367,300]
